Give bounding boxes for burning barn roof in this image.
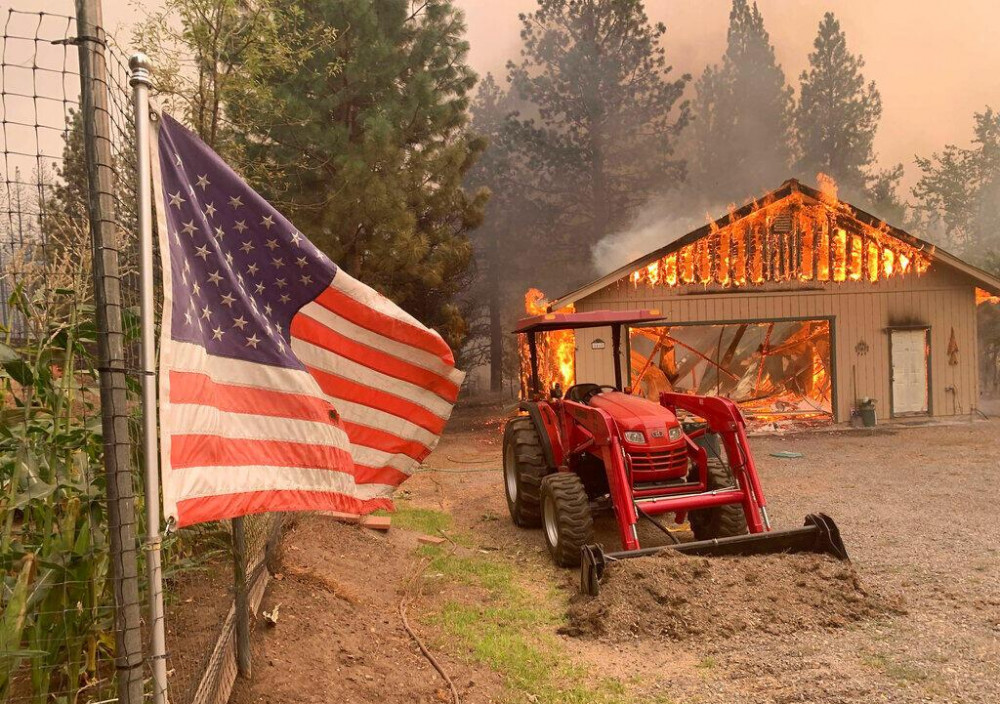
[549,177,1000,310]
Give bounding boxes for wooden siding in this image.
[572,262,979,421]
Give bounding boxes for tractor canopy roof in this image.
[513,309,664,334]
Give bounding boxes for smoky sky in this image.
[25,0,1000,189]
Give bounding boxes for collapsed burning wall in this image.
[629,321,833,426]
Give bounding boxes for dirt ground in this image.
[230,403,1000,704]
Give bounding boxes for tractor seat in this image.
[565,383,602,404]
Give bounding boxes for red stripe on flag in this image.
[342,421,431,462]
[307,365,447,435]
[316,287,454,364]
[170,370,336,424]
[291,313,460,403]
[172,435,353,471]
[353,462,410,487]
[175,490,392,528]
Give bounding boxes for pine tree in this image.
[914,108,1000,261]
[506,0,690,275]
[228,0,487,348]
[796,12,882,198]
[688,0,793,203]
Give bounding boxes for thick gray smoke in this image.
[591,196,727,275]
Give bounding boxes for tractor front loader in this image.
[503,309,849,596]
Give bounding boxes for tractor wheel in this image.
[689,457,748,540]
[540,473,594,567]
[502,417,549,527]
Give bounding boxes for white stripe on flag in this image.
[172,465,395,502]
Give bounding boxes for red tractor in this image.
[503,309,848,594]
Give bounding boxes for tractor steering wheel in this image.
[581,385,618,404]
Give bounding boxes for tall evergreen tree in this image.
[914,108,1000,261]
[506,0,690,283]
[795,12,882,198]
[688,0,793,203]
[226,0,487,348]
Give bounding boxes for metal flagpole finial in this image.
[129,52,152,87]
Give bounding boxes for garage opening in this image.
[628,319,834,429]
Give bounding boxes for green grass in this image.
[420,545,646,704]
[862,653,928,683]
[383,503,452,535]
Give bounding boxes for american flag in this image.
[153,113,464,527]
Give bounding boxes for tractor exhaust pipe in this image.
[580,513,849,596]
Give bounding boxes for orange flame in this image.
[520,289,575,397]
[977,287,1000,305]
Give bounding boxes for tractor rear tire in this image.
[503,417,548,528]
[540,473,594,567]
[689,457,748,540]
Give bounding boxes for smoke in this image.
[591,195,728,275]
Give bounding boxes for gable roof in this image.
[548,178,1000,311]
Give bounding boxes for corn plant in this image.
[0,284,112,703]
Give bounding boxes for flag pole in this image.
[130,52,169,704]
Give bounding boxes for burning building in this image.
[542,178,1000,425]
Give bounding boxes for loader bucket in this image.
[580,513,848,596]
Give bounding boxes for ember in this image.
[627,174,932,290]
[520,288,576,397]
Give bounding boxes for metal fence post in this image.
[75,1,145,702]
[232,516,253,678]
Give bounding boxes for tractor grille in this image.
[627,447,689,475]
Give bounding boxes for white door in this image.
[890,329,929,416]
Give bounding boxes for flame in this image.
[976,287,1000,305]
[519,288,575,397]
[626,174,933,291]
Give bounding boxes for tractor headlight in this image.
[668,426,683,442]
[623,431,646,444]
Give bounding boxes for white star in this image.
[181,220,198,236]
[169,191,186,208]
[234,220,248,234]
[183,259,191,274]
[255,282,266,295]
[295,257,308,268]
[225,251,234,265]
[200,305,213,321]
[172,230,182,245]
[180,270,188,285]
[247,262,260,276]
[237,273,244,285]
[232,316,248,330]
[229,195,243,209]
[194,245,211,260]
[275,322,283,333]
[277,339,285,353]
[275,278,287,289]
[272,257,284,268]
[196,174,211,190]
[174,153,183,166]
[184,310,193,326]
[204,202,216,218]
[264,303,273,316]
[211,326,224,341]
[279,293,290,304]
[207,270,223,286]
[290,231,302,246]
[300,274,312,285]
[191,281,201,297]
[220,292,236,307]
[214,226,225,239]
[240,241,254,254]
[245,334,261,348]
[265,238,279,251]
[261,215,275,229]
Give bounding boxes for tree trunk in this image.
[489,226,503,392]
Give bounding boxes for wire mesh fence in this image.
[0,7,283,704]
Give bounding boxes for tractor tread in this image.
[503,416,549,527]
[689,457,749,540]
[541,473,594,567]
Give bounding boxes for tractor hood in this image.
[588,391,682,447]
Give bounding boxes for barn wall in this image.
[572,263,979,421]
